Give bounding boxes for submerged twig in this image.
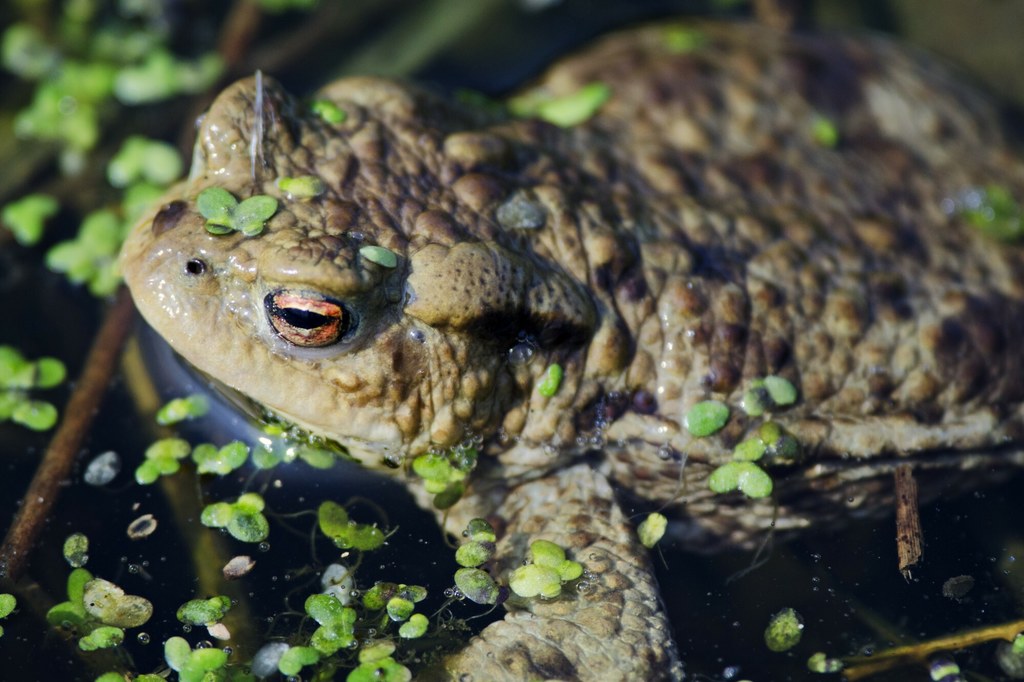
[842,618,1024,680]
[894,464,923,578]
[0,288,135,582]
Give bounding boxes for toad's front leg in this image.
[425,464,682,681]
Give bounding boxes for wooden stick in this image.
[894,464,923,579]
[0,288,135,582]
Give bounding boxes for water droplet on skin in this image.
[508,342,535,366]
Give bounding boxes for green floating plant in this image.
[0,345,65,431]
[278,646,320,676]
[45,208,125,296]
[455,517,497,570]
[305,593,356,655]
[46,568,93,634]
[536,363,563,398]
[114,49,222,105]
[156,394,209,425]
[509,82,611,128]
[177,596,232,626]
[107,136,182,188]
[2,193,58,246]
[201,492,270,543]
[708,460,773,498]
[348,641,411,682]
[0,593,16,638]
[684,400,729,437]
[807,652,844,673]
[662,26,707,53]
[959,184,1024,242]
[411,445,478,509]
[398,613,429,639]
[741,375,799,417]
[164,636,229,682]
[811,114,839,148]
[638,512,668,549]
[78,625,124,651]
[310,99,347,124]
[359,245,398,268]
[508,539,583,599]
[276,175,325,199]
[363,583,427,617]
[63,532,89,568]
[82,577,153,628]
[317,501,385,551]
[454,568,501,606]
[765,607,804,652]
[134,437,191,485]
[192,440,249,476]
[197,187,278,237]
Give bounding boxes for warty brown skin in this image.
[122,21,1024,680]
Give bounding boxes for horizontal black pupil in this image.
[280,307,332,329]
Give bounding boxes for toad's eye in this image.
[264,291,350,347]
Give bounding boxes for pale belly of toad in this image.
[122,19,1024,556]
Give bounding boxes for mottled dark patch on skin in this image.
[575,391,630,433]
[631,389,657,414]
[152,201,188,235]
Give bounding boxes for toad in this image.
[121,21,1024,680]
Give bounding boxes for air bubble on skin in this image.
[507,341,534,366]
[349,231,365,242]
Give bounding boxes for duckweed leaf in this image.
[12,400,57,430]
[306,594,356,655]
[277,175,325,199]
[78,625,124,651]
[398,612,428,639]
[685,400,729,437]
[226,510,270,543]
[455,540,495,568]
[733,438,767,462]
[177,596,231,625]
[811,114,839,148]
[509,563,562,599]
[278,646,320,676]
[807,652,844,673]
[107,136,182,188]
[708,461,774,498]
[0,594,15,619]
[638,512,667,549]
[234,195,278,236]
[193,440,249,476]
[537,363,563,397]
[359,641,396,663]
[454,567,500,605]
[359,245,398,268]
[196,187,237,227]
[466,518,496,543]
[82,578,153,628]
[63,533,89,568]
[347,657,412,682]
[764,608,804,652]
[663,26,707,53]
[532,82,611,127]
[2,193,58,246]
[310,99,346,124]
[763,375,798,406]
[156,394,209,425]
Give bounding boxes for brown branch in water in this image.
[894,464,923,578]
[842,617,1024,680]
[0,288,135,582]
[218,0,265,71]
